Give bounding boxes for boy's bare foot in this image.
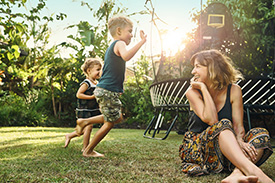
[64,134,71,148]
[83,150,105,158]
[75,118,87,135]
[75,125,82,136]
[222,175,259,183]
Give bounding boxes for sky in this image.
[16,0,206,59]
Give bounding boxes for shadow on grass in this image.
[0,127,274,182]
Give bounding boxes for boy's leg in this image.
[76,115,104,135]
[83,115,122,157]
[82,124,93,151]
[64,131,79,148]
[82,121,114,157]
[81,88,123,157]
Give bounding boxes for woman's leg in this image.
[222,138,265,182]
[219,129,273,183]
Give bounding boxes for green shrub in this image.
[0,91,47,126]
[120,80,155,128]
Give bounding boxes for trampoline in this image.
[143,76,275,140]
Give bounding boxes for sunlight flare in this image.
[161,28,186,56]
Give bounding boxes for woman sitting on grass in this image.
[179,49,273,182]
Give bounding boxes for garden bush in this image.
[0,91,47,126]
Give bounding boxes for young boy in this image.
[75,16,146,157]
[64,58,102,151]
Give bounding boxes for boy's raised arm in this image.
[117,30,147,61]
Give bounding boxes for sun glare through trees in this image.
[161,28,187,56]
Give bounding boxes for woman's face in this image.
[191,59,208,83]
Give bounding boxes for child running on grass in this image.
[64,58,102,152]
[75,15,147,157]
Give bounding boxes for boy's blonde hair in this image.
[81,58,102,76]
[108,16,133,37]
[190,49,244,90]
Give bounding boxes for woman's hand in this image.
[238,140,258,162]
[187,77,218,125]
[190,77,206,91]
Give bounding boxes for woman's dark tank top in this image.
[187,84,232,133]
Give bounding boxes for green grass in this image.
[0,127,274,183]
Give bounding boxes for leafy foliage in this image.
[120,55,154,127]
[0,0,67,96]
[1,0,273,127]
[0,0,151,127]
[186,0,275,77]
[0,91,47,126]
[156,51,193,82]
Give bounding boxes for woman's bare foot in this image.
[64,134,71,148]
[222,168,259,183]
[83,150,105,158]
[222,175,259,183]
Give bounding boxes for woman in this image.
[179,49,273,182]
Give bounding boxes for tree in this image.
[59,0,151,126]
[121,54,154,126]
[188,0,274,77]
[64,0,127,61]
[0,0,29,95]
[0,0,66,96]
[0,0,152,127]
[0,0,69,126]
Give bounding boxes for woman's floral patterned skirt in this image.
[179,119,273,176]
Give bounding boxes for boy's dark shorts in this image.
[75,109,101,119]
[94,87,122,122]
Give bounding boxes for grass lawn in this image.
[0,127,274,183]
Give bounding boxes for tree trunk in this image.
[58,79,63,119]
[51,81,57,117]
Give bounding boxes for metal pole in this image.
[145,0,158,83]
[199,0,202,50]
